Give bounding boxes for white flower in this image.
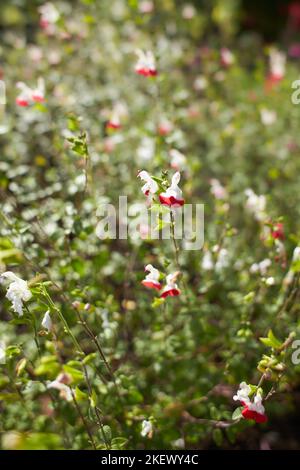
[160,272,181,298]
[215,248,229,272]
[250,258,271,276]
[141,419,153,438]
[39,2,60,24]
[233,382,251,404]
[265,276,275,286]
[193,75,207,91]
[292,247,300,262]
[260,109,277,126]
[137,137,155,162]
[41,310,53,331]
[138,170,158,197]
[245,189,266,221]
[0,341,6,364]
[47,373,72,402]
[0,272,32,316]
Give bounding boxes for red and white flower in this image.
[260,108,277,126]
[159,172,184,207]
[169,149,186,170]
[135,49,157,77]
[39,2,60,34]
[106,111,121,131]
[158,119,173,136]
[245,189,266,221]
[141,264,162,290]
[233,382,267,424]
[138,170,158,197]
[160,272,181,298]
[16,78,45,107]
[266,49,286,90]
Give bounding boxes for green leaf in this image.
[63,365,84,383]
[75,386,88,402]
[260,330,282,350]
[111,437,128,450]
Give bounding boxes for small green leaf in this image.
[232,407,243,420]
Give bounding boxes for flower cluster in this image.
[16,78,45,107]
[141,265,180,298]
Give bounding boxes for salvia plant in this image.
[0,0,300,450]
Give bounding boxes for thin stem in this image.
[24,304,41,358]
[70,388,97,450]
[81,363,110,449]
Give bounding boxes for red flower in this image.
[241,405,268,424]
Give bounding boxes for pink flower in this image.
[138,170,158,197]
[160,272,181,298]
[159,172,184,207]
[135,50,157,77]
[141,264,162,290]
[16,78,45,107]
